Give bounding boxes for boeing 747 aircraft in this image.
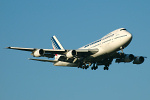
[6,28,146,70]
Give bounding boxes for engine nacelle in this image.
[124,54,134,62]
[116,54,134,63]
[32,49,44,57]
[133,56,144,64]
[66,50,77,58]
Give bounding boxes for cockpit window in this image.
[120,29,126,31]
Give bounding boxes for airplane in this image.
[6,28,146,70]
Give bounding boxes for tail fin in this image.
[51,35,64,50]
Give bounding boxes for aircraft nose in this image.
[128,33,132,40]
[125,32,133,44]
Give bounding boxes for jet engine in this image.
[66,50,77,58]
[116,54,134,63]
[32,49,44,57]
[133,56,144,64]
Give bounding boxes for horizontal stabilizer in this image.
[29,58,58,62]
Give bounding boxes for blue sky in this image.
[1,0,150,100]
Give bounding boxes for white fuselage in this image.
[54,28,132,67]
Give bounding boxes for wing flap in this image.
[75,49,99,57]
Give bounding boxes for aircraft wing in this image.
[29,58,58,62]
[6,47,35,51]
[6,47,66,53]
[75,49,99,57]
[6,47,98,56]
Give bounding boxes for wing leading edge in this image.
[6,47,35,51]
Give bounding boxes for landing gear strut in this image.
[120,46,124,54]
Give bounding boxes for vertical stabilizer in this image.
[51,35,64,60]
[51,36,64,50]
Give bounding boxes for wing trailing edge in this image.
[29,58,58,62]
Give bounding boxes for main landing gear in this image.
[103,65,109,70]
[82,65,89,69]
[78,63,89,69]
[78,63,110,70]
[91,63,98,70]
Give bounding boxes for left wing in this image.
[6,47,99,58]
[6,47,66,53]
[6,47,35,51]
[29,58,58,62]
[6,47,66,58]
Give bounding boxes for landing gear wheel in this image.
[82,65,85,69]
[78,63,82,68]
[96,66,98,69]
[106,67,109,70]
[91,65,98,70]
[104,66,109,70]
[85,65,89,69]
[94,66,98,70]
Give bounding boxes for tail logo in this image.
[51,35,64,50]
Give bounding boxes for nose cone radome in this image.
[124,32,133,47]
[127,32,132,41]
